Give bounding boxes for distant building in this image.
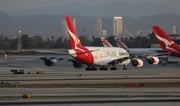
[60,18,76,38]
[113,16,122,36]
[61,20,68,38]
[102,30,107,36]
[94,18,103,37]
[73,18,76,29]
[172,25,177,34]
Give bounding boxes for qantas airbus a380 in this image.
[65,16,144,70]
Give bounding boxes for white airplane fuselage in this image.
[68,46,131,66]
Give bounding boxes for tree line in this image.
[0,32,179,50]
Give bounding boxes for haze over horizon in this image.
[1,0,180,18]
[1,0,180,38]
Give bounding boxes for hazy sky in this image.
[1,0,180,14]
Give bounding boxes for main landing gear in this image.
[110,67,117,70]
[85,65,126,71]
[123,65,127,70]
[85,66,97,71]
[99,67,108,70]
[99,67,117,70]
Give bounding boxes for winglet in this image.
[66,16,82,49]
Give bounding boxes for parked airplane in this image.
[65,16,145,70]
[152,26,180,57]
[101,37,160,65]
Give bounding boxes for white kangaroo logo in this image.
[155,34,179,53]
[67,27,88,56]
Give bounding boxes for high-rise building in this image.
[61,18,76,38]
[102,30,107,36]
[94,18,102,37]
[113,17,122,36]
[73,18,76,30]
[172,25,177,34]
[61,20,68,38]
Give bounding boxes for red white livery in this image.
[152,26,180,57]
[101,37,160,65]
[66,16,134,70]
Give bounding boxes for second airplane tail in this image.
[101,37,113,47]
[152,26,179,51]
[66,16,82,49]
[114,37,130,52]
[152,26,180,54]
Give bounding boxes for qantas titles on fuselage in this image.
[68,47,130,65]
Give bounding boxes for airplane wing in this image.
[132,51,169,59]
[9,49,99,61]
[35,50,69,55]
[8,55,66,60]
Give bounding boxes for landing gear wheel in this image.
[85,68,89,71]
[123,67,127,70]
[123,65,127,70]
[99,67,108,70]
[86,66,97,71]
[85,68,96,71]
[110,67,117,70]
[93,68,97,70]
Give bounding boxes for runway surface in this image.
[1,55,180,84]
[0,55,180,105]
[1,98,180,106]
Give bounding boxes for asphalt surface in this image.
[0,55,180,105]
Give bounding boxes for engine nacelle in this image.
[68,60,83,68]
[132,58,143,67]
[147,56,159,65]
[44,59,57,67]
[73,61,83,68]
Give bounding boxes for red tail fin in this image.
[66,16,82,49]
[114,37,130,52]
[101,37,113,47]
[152,26,179,53]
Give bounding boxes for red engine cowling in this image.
[132,58,143,67]
[147,56,159,65]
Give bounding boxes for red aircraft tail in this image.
[152,26,180,54]
[66,16,82,49]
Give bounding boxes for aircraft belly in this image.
[94,57,114,66]
[117,59,131,65]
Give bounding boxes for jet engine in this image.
[131,58,143,67]
[44,59,57,67]
[68,60,83,68]
[147,56,159,65]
